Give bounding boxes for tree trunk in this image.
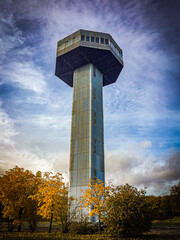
[17,208,23,232]
[8,219,14,232]
[99,218,101,234]
[48,211,53,233]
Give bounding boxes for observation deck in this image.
[55,29,123,87]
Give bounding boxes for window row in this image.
[81,35,109,45]
[58,34,122,62]
[58,36,80,51]
[110,41,122,60]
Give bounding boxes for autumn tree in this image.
[24,171,42,232]
[30,172,68,233]
[0,166,40,232]
[170,181,180,215]
[79,178,108,234]
[105,184,152,237]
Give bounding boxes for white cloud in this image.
[0,103,69,174]
[105,145,180,195]
[0,61,46,93]
[140,141,152,149]
[0,101,18,146]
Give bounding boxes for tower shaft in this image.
[69,64,104,199]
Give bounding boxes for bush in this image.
[70,221,97,235]
[104,184,152,237]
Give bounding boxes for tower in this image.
[55,30,123,201]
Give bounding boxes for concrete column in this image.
[69,63,104,201]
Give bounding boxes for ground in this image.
[0,217,180,239]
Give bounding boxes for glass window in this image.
[96,37,99,43]
[81,35,85,41]
[105,39,108,44]
[86,36,90,42]
[59,44,65,50]
[67,39,71,46]
[101,38,104,44]
[94,139,96,153]
[93,66,96,77]
[93,112,96,125]
[93,88,96,100]
[91,36,94,42]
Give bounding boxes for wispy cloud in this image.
[0,61,46,93]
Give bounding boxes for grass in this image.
[0,231,180,240]
[0,218,180,240]
[152,216,180,227]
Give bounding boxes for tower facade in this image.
[55,30,123,200]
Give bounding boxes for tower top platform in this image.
[55,29,123,87]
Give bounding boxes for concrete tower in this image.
[55,30,123,201]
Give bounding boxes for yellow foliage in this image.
[79,178,108,221]
[30,172,68,221]
[0,166,40,225]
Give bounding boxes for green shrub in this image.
[104,184,152,237]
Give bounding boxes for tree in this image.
[146,195,163,219]
[24,171,42,232]
[0,166,40,232]
[105,184,152,237]
[170,181,180,215]
[79,178,108,234]
[30,172,67,233]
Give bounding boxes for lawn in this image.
[0,218,180,240]
[152,216,180,227]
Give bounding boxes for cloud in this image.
[0,101,69,175]
[140,141,152,149]
[0,61,46,93]
[0,101,18,146]
[105,145,180,195]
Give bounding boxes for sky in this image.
[0,0,180,196]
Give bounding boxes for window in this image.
[96,37,99,43]
[73,37,76,43]
[105,39,108,44]
[59,44,65,50]
[86,36,90,42]
[94,139,96,153]
[81,35,85,41]
[93,88,96,100]
[93,112,96,125]
[91,36,94,42]
[101,38,104,44]
[93,66,96,77]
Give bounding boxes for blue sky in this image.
[0,0,180,195]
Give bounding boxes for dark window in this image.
[91,36,94,42]
[96,37,99,43]
[93,88,96,100]
[93,112,96,125]
[94,139,96,153]
[86,36,89,42]
[93,66,96,77]
[81,35,85,41]
[105,39,108,44]
[101,38,104,44]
